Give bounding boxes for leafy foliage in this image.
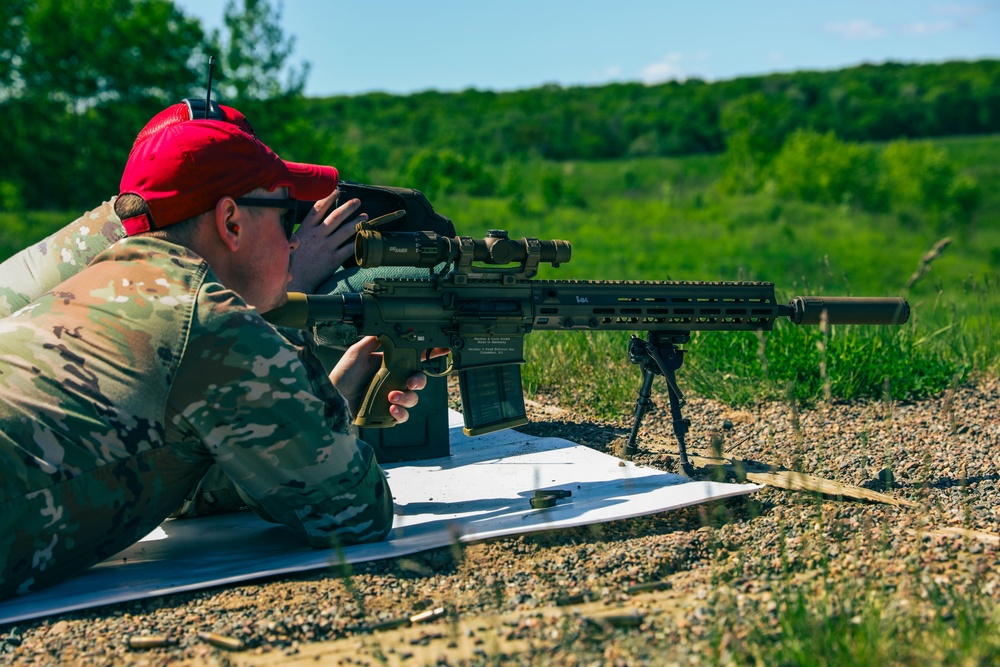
[208,0,307,103]
[0,0,207,209]
[0,0,310,212]
[770,130,886,210]
[881,140,981,224]
[719,92,800,192]
[766,130,982,229]
[4,8,999,213]
[401,149,496,200]
[302,60,1000,183]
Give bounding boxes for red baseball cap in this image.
[132,100,257,149]
[119,119,338,235]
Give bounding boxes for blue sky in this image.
[175,0,1000,97]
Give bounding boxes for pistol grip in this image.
[354,335,420,429]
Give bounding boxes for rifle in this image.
[266,227,909,473]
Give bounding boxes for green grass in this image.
[0,210,72,262]
[434,135,999,413]
[720,585,1000,666]
[695,485,1000,667]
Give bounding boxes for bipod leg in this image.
[644,332,694,477]
[625,333,694,476]
[624,365,656,457]
[661,362,694,477]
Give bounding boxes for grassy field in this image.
[1,136,998,665]
[428,134,1000,416]
[425,137,1000,662]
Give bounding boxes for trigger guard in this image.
[422,351,454,377]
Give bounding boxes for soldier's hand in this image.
[330,336,427,421]
[287,189,367,292]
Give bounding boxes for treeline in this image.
[1,0,998,215]
[0,0,306,212]
[303,59,1000,172]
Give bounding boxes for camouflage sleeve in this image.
[166,284,394,548]
[0,199,125,317]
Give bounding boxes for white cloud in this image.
[931,3,991,17]
[899,3,991,36]
[641,54,685,83]
[901,20,957,35]
[824,19,887,39]
[641,53,691,83]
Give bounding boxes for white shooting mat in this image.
[0,411,760,625]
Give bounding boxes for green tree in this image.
[402,149,496,199]
[0,0,29,93]
[0,0,317,213]
[296,60,1000,173]
[209,0,307,103]
[719,92,799,193]
[770,130,885,210]
[881,140,981,226]
[0,0,206,210]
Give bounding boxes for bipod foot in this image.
[677,457,695,478]
[672,415,694,477]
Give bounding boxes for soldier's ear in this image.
[214,197,241,252]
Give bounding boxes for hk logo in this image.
[576,296,589,303]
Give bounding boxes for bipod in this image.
[624,331,694,476]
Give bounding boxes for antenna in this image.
[204,56,216,119]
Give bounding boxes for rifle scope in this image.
[356,229,571,269]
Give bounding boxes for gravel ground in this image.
[1,379,998,666]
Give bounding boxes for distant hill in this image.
[298,59,1000,168]
[3,58,997,214]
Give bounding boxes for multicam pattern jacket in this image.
[0,237,392,598]
[0,199,126,318]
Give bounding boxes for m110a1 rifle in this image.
[266,227,909,473]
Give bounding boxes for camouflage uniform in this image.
[0,199,126,318]
[0,237,392,599]
[0,201,248,518]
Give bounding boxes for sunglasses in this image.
[233,197,308,240]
